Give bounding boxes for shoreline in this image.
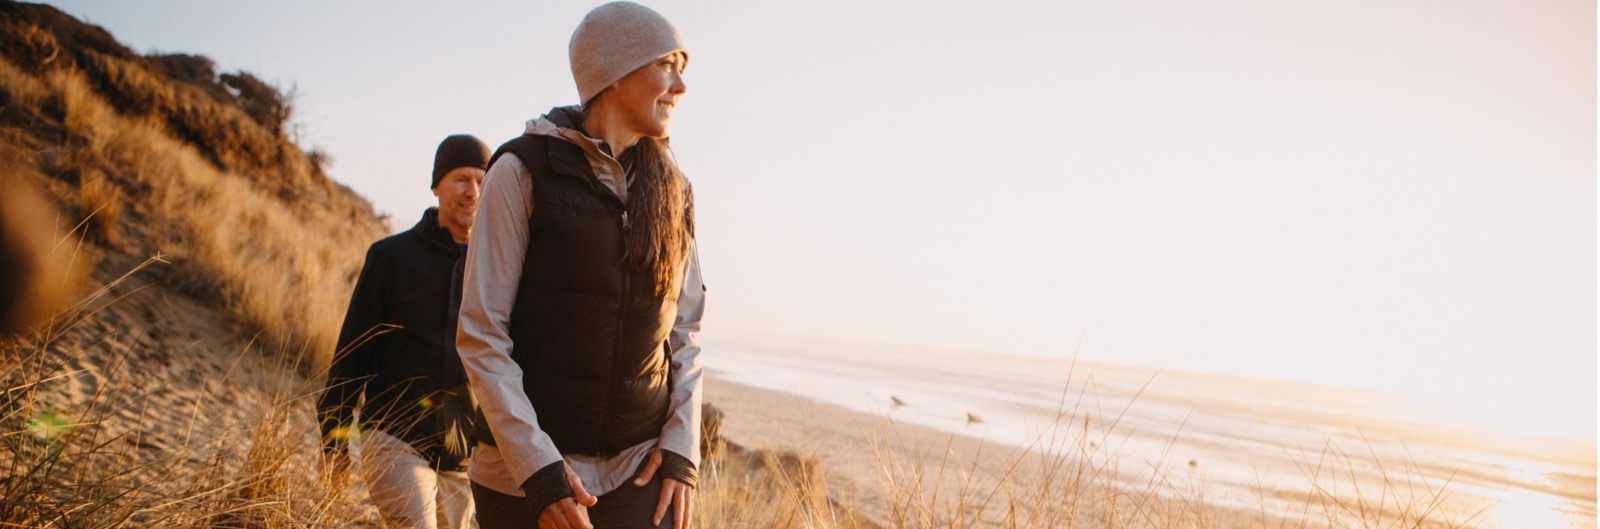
[706,371,1031,527]
[701,334,1597,529]
[705,371,1302,528]
[704,366,1595,529]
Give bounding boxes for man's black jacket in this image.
[318,208,474,470]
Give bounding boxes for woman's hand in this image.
[634,449,695,528]
[540,463,599,529]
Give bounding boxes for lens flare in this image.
[25,410,71,441]
[327,423,363,443]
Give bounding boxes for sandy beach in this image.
[706,374,1015,527]
[705,373,1334,528]
[701,334,1598,529]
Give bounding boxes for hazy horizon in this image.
[46,0,1597,443]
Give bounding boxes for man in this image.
[320,134,490,529]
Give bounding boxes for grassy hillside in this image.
[0,6,844,515]
[0,1,387,367]
[0,3,393,526]
[0,4,856,528]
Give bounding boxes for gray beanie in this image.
[569,1,688,105]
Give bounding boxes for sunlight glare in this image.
[1481,485,1583,529]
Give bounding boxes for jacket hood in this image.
[523,106,630,203]
[524,105,587,141]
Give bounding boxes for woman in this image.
[455,2,704,529]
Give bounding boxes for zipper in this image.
[596,207,631,455]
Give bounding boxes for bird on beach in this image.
[890,395,907,407]
[966,412,982,424]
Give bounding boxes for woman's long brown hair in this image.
[617,136,692,298]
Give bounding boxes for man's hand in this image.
[539,463,598,529]
[634,449,695,529]
[320,451,351,489]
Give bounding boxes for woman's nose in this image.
[670,71,686,95]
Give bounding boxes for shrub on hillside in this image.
[221,72,292,133]
[165,84,288,174]
[77,49,171,119]
[0,2,388,370]
[0,58,67,146]
[0,17,61,74]
[0,2,135,64]
[146,53,228,101]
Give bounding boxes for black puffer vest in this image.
[483,130,679,456]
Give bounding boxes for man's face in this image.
[433,166,485,237]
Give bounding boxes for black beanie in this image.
[432,134,490,188]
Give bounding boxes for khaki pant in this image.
[359,429,477,529]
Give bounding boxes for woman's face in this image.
[607,52,687,139]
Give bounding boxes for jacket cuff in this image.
[657,449,698,488]
[520,461,573,516]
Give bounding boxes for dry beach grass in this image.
[2,272,1483,529]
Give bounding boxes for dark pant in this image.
[472,472,673,529]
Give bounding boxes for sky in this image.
[46,0,1596,442]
